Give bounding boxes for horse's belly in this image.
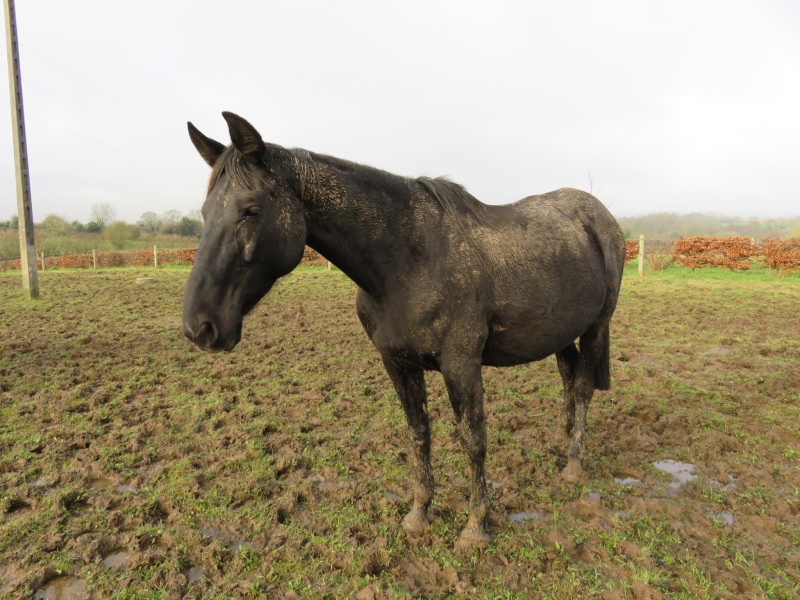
[482,291,605,366]
[481,326,581,366]
[481,346,549,367]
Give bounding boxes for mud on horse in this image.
[182,112,626,546]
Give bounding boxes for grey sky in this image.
[2,0,799,225]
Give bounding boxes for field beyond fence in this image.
[4,237,799,275]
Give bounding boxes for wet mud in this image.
[1,269,799,598]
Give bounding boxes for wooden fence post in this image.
[40,251,45,271]
[92,249,97,270]
[154,245,158,269]
[638,234,645,277]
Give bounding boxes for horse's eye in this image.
[243,206,262,219]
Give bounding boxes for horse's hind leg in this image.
[441,357,491,546]
[556,343,579,436]
[382,357,434,533]
[562,326,608,483]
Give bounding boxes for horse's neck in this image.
[299,152,420,297]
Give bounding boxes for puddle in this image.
[231,539,253,552]
[200,528,221,539]
[142,462,167,478]
[709,474,737,493]
[33,576,88,600]
[710,511,734,526]
[101,550,128,568]
[707,346,731,356]
[587,492,601,500]
[508,511,543,523]
[88,479,112,491]
[384,492,403,502]
[614,477,642,486]
[185,566,203,582]
[114,484,137,494]
[490,481,503,490]
[200,528,251,551]
[653,460,696,491]
[314,480,340,491]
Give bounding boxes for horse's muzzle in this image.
[183,319,242,352]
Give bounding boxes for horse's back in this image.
[471,189,624,365]
[506,188,625,279]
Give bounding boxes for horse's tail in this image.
[593,323,612,391]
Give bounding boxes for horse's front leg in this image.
[441,357,491,546]
[381,356,434,533]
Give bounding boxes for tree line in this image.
[617,212,800,241]
[0,203,204,260]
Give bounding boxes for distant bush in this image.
[762,238,800,273]
[646,241,675,271]
[625,240,639,262]
[672,237,757,271]
[105,221,141,250]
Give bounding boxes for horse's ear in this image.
[188,122,226,167]
[222,112,266,160]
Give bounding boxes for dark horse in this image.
[183,112,625,546]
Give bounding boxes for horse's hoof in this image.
[561,461,586,483]
[401,509,429,533]
[455,526,491,551]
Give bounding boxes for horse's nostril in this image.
[197,321,217,346]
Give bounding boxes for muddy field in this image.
[1,267,798,599]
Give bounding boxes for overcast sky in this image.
[2,0,799,225]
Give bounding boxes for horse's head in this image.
[182,112,307,352]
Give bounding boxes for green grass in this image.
[1,265,799,598]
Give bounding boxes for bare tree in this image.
[90,203,117,228]
[161,209,181,224]
[186,208,203,223]
[138,211,161,233]
[587,171,602,197]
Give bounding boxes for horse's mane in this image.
[208,146,492,235]
[416,176,492,227]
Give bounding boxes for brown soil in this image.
[1,269,798,599]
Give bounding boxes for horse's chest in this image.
[356,289,451,360]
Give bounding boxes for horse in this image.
[182,112,626,546]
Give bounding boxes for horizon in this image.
[3,2,800,224]
[4,206,800,228]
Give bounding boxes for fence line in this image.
[0,246,329,272]
[4,239,800,274]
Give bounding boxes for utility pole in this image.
[4,0,39,299]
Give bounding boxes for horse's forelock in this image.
[207,145,272,196]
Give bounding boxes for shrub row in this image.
[625,240,640,262]
[621,236,800,273]
[671,236,800,273]
[762,238,800,272]
[4,240,798,273]
[672,236,757,271]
